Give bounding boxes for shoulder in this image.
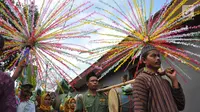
[98,92,107,97]
[0,71,9,81]
[83,91,91,98]
[26,101,35,110]
[162,78,174,87]
[75,94,84,105]
[17,102,25,110]
[76,94,84,102]
[29,100,35,105]
[133,72,152,89]
[76,94,83,99]
[0,71,14,85]
[135,72,151,82]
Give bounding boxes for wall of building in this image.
[74,41,200,112]
[179,65,200,112]
[169,44,200,112]
[99,70,129,88]
[98,43,200,112]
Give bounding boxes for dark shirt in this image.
[0,71,17,112]
[132,69,185,112]
[36,96,41,107]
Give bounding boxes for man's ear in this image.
[141,57,146,64]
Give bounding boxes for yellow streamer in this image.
[153,0,187,36]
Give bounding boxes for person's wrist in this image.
[172,79,179,88]
[18,64,26,68]
[171,77,178,82]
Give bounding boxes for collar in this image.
[143,67,159,76]
[86,90,100,97]
[20,96,30,102]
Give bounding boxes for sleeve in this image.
[4,77,17,111]
[52,94,61,111]
[75,96,83,112]
[171,83,185,111]
[30,102,36,112]
[132,76,149,112]
[104,93,109,112]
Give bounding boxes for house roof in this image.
[69,0,200,89]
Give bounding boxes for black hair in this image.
[141,51,150,59]
[122,74,128,80]
[0,35,5,49]
[86,72,97,82]
[141,45,157,59]
[37,88,42,95]
[45,93,51,98]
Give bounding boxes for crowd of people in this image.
[0,34,185,112]
[13,72,107,112]
[15,84,77,112]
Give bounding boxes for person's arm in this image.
[12,65,24,81]
[101,92,109,112]
[52,93,61,111]
[4,76,17,111]
[12,58,27,81]
[75,95,83,112]
[165,68,185,111]
[105,94,109,112]
[31,102,36,112]
[171,82,185,111]
[133,76,149,112]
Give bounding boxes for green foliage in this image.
[16,64,37,90]
[56,79,74,94]
[26,64,37,89]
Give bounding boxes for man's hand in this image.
[165,68,177,81]
[12,57,27,81]
[18,58,27,68]
[165,68,179,89]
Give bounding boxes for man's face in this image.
[87,76,98,90]
[143,50,161,69]
[20,87,32,99]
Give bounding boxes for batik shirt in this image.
[132,69,185,112]
[0,71,17,112]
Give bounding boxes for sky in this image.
[16,0,171,90]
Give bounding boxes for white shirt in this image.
[17,101,35,112]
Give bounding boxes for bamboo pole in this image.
[97,79,135,92]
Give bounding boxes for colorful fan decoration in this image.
[87,0,200,81]
[0,0,95,85]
